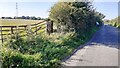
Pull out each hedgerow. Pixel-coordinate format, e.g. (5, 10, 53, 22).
(1, 26, 99, 68)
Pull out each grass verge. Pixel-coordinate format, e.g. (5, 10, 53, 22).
(1, 26, 100, 68)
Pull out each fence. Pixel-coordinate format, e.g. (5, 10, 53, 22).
(0, 20, 46, 43)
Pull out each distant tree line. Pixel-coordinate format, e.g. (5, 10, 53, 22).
(1, 16, 45, 20)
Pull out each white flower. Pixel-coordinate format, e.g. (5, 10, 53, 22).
(12, 64, 14, 66)
(17, 64, 19, 66)
(18, 48, 20, 51)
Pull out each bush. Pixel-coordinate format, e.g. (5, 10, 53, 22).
(106, 16, 120, 28)
(118, 25, 120, 28)
(49, 2, 104, 33)
(113, 22, 117, 27)
(2, 26, 99, 68)
(2, 47, 43, 68)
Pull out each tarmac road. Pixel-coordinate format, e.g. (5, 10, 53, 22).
(62, 25, 119, 66)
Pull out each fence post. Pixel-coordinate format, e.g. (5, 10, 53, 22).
(11, 26, 14, 34)
(0, 26, 3, 43)
(24, 26, 27, 37)
(16, 26, 19, 40)
(11, 26, 14, 39)
(46, 20, 53, 35)
(36, 26, 37, 35)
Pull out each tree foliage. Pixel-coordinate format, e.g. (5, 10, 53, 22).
(49, 2, 105, 33)
(107, 16, 120, 28)
(1, 16, 42, 20)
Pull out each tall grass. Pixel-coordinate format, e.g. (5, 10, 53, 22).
(1, 25, 99, 67)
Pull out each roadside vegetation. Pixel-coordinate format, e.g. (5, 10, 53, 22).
(1, 1, 104, 68)
(104, 16, 120, 28)
(2, 26, 99, 68)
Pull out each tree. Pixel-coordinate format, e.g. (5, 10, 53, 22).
(26, 16, 30, 19)
(4, 17, 12, 19)
(49, 2, 105, 34)
(21, 16, 26, 19)
(37, 17, 41, 20)
(1, 17, 5, 19)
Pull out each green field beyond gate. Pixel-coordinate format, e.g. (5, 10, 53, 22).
(0, 19, 46, 42)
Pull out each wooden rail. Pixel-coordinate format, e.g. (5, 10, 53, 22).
(0, 20, 46, 43)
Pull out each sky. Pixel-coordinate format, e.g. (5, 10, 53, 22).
(93, 2, 118, 20)
(0, 0, 119, 20)
(0, 2, 55, 18)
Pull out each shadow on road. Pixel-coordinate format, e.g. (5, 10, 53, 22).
(88, 25, 119, 49)
(62, 25, 119, 63)
(62, 25, 119, 66)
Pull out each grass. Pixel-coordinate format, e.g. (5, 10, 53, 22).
(104, 21, 120, 28)
(1, 19, 100, 67)
(0, 19, 44, 26)
(1, 25, 100, 67)
(0, 19, 46, 41)
(104, 16, 120, 28)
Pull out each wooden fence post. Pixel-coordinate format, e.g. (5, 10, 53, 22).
(24, 26, 27, 37)
(51, 21, 53, 33)
(11, 26, 14, 39)
(46, 20, 53, 35)
(16, 26, 19, 40)
(0, 26, 3, 43)
(36, 26, 37, 35)
(11, 26, 14, 34)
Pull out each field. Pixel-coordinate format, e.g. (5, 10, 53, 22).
(0, 19, 44, 26)
(1, 19, 100, 67)
(0, 19, 46, 42)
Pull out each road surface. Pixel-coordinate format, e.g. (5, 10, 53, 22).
(62, 25, 119, 66)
